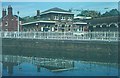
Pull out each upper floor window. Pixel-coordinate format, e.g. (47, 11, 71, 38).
(68, 17, 72, 21)
(61, 17, 65, 20)
(54, 16, 59, 20)
(5, 21, 8, 26)
(48, 18, 50, 20)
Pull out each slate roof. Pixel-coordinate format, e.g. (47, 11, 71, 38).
(87, 16, 119, 25)
(14, 15, 24, 21)
(41, 7, 73, 15)
(42, 7, 70, 13)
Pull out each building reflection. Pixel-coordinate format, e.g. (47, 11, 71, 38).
(37, 65, 41, 72)
(2, 55, 75, 75)
(3, 62, 18, 76)
(2, 54, 117, 76)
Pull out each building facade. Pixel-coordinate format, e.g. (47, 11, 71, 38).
(88, 16, 119, 32)
(2, 5, 22, 31)
(73, 16, 91, 32)
(22, 7, 88, 32)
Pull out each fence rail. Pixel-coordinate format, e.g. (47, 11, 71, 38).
(0, 31, 119, 41)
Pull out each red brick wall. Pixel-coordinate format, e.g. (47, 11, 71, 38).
(2, 15, 22, 31)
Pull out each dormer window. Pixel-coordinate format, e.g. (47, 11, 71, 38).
(5, 21, 8, 26)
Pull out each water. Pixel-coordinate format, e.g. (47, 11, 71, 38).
(2, 39, 119, 76)
(2, 54, 118, 76)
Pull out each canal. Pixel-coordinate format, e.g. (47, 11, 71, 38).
(2, 38, 119, 76)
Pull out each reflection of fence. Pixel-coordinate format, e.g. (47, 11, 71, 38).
(2, 55, 74, 71)
(1, 31, 119, 41)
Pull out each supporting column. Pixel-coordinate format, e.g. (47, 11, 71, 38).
(52, 27, 54, 32)
(41, 27, 43, 32)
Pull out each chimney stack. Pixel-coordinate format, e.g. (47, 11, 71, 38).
(8, 5, 13, 16)
(2, 8, 6, 18)
(37, 10, 40, 16)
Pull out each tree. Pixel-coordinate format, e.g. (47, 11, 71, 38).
(101, 9, 120, 17)
(22, 16, 37, 23)
(77, 10, 101, 18)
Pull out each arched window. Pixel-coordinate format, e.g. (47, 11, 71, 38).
(102, 24, 107, 28)
(96, 25, 101, 28)
(109, 23, 117, 28)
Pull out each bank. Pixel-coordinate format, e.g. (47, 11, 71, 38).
(2, 38, 118, 63)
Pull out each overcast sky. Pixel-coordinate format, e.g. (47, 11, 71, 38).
(1, 2, 118, 17)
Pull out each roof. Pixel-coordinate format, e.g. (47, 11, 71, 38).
(21, 20, 56, 26)
(2, 15, 23, 21)
(41, 7, 74, 15)
(74, 16, 92, 20)
(88, 16, 119, 25)
(14, 15, 24, 21)
(43, 7, 70, 13)
(73, 22, 87, 25)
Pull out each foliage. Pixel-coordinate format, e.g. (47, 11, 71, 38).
(77, 10, 101, 18)
(77, 9, 120, 18)
(101, 9, 120, 17)
(22, 16, 38, 23)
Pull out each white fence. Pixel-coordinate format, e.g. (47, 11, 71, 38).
(0, 31, 119, 41)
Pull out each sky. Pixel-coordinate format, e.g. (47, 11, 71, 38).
(1, 2, 118, 17)
(2, 0, 120, 2)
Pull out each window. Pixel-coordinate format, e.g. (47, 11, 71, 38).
(20, 21, 22, 25)
(100, 25, 102, 27)
(62, 25, 65, 27)
(55, 25, 57, 27)
(68, 28, 70, 31)
(69, 25, 71, 27)
(5, 21, 8, 26)
(61, 16, 65, 20)
(5, 29, 8, 31)
(54, 16, 59, 20)
(48, 18, 50, 20)
(93, 26, 96, 28)
(68, 17, 72, 21)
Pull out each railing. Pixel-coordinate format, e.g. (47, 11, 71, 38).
(0, 31, 119, 41)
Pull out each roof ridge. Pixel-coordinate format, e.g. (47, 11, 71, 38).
(42, 7, 70, 13)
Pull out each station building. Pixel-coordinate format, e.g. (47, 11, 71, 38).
(88, 16, 119, 32)
(22, 7, 89, 32)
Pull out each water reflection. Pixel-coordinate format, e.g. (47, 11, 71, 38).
(2, 54, 118, 76)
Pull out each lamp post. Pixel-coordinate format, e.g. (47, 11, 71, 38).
(17, 11, 20, 33)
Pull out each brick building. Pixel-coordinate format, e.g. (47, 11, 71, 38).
(2, 5, 22, 31)
(88, 16, 119, 32)
(22, 7, 89, 32)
